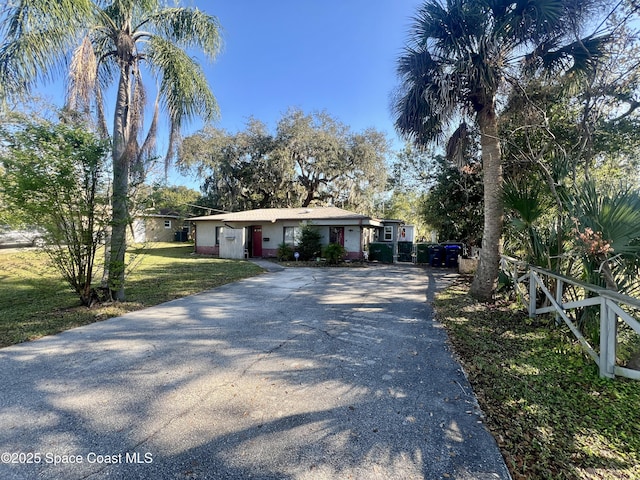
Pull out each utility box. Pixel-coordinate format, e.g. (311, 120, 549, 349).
(368, 242, 394, 263)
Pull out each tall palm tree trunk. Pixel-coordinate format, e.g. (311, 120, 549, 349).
(471, 105, 504, 302)
(108, 68, 131, 301)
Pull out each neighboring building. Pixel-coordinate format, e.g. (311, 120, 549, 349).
(191, 207, 383, 260)
(367, 220, 417, 263)
(130, 214, 191, 243)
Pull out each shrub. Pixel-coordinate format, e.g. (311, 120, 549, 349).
(297, 223, 322, 260)
(277, 242, 294, 261)
(323, 243, 346, 264)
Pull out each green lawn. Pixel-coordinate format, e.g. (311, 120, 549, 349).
(435, 278, 640, 480)
(4, 247, 638, 479)
(0, 243, 263, 347)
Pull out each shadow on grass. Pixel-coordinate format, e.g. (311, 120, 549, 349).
(0, 265, 510, 480)
(435, 278, 640, 480)
(0, 246, 263, 347)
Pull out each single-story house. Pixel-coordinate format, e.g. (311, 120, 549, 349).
(130, 214, 191, 243)
(191, 207, 383, 260)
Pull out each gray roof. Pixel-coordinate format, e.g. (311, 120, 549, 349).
(191, 207, 382, 226)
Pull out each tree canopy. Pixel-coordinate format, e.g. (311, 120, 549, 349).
(500, 45, 640, 298)
(422, 157, 484, 249)
(0, 113, 110, 306)
(178, 109, 389, 215)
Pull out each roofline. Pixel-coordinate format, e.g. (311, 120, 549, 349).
(191, 216, 381, 223)
(190, 207, 377, 223)
(191, 216, 384, 227)
(138, 214, 184, 219)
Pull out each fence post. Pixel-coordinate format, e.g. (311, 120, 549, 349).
(529, 270, 537, 319)
(555, 278, 563, 326)
(599, 298, 616, 378)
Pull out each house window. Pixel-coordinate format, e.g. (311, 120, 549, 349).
(164, 220, 172, 229)
(384, 226, 393, 241)
(283, 226, 300, 246)
(215, 226, 221, 246)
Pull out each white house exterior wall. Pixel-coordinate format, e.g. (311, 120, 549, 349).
(219, 226, 246, 259)
(194, 222, 218, 255)
(194, 220, 369, 259)
(344, 227, 361, 255)
(260, 223, 286, 255)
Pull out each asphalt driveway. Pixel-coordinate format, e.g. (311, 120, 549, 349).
(0, 264, 510, 479)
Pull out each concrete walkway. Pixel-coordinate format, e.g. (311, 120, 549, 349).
(0, 264, 510, 480)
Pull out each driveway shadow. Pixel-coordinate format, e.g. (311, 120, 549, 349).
(0, 265, 507, 480)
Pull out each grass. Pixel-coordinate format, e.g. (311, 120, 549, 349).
(4, 246, 638, 478)
(435, 277, 640, 480)
(0, 243, 263, 347)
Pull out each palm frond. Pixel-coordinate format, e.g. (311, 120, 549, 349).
(138, 93, 159, 169)
(503, 177, 553, 225)
(67, 36, 98, 114)
(568, 181, 640, 256)
(412, 1, 453, 45)
(141, 7, 223, 59)
(491, 0, 564, 43)
(446, 122, 470, 169)
(0, 0, 94, 101)
(94, 82, 109, 139)
(392, 83, 441, 145)
(146, 36, 219, 125)
(1, 0, 92, 38)
(100, 0, 158, 29)
(393, 46, 450, 144)
(163, 123, 181, 178)
(145, 36, 217, 172)
(526, 34, 612, 77)
(129, 71, 146, 140)
(0, 29, 73, 99)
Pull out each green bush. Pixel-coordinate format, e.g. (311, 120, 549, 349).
(323, 243, 346, 264)
(297, 223, 322, 260)
(277, 242, 294, 261)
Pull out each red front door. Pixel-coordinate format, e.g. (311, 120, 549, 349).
(251, 226, 263, 257)
(330, 227, 344, 246)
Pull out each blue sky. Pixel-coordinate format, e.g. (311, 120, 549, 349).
(165, 0, 424, 187)
(194, 1, 422, 132)
(25, 1, 424, 188)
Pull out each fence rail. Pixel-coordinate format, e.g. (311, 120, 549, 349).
(500, 255, 640, 380)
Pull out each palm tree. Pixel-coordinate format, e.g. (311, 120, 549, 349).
(0, 0, 222, 300)
(393, 0, 609, 301)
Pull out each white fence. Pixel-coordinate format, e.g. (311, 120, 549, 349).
(500, 255, 640, 380)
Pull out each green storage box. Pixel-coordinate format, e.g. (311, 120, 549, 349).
(368, 242, 394, 263)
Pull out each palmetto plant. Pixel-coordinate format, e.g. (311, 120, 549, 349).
(503, 177, 565, 272)
(563, 182, 640, 357)
(0, 0, 222, 300)
(393, 0, 609, 301)
(565, 181, 640, 295)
